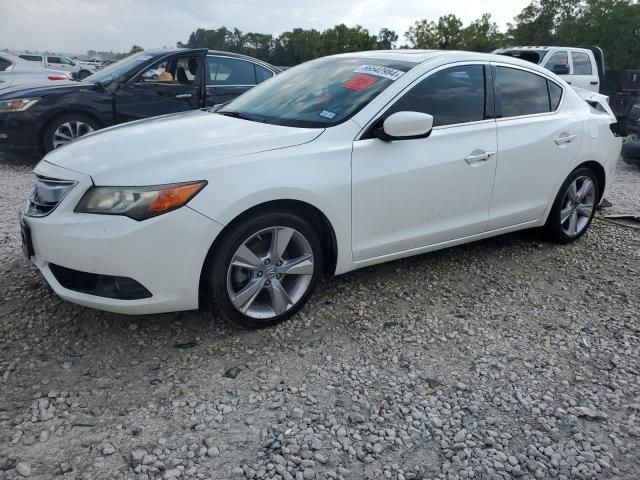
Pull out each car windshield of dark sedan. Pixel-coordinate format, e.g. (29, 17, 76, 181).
(84, 52, 155, 86)
(218, 57, 417, 128)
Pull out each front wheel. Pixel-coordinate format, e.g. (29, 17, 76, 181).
(204, 211, 323, 329)
(545, 167, 599, 243)
(41, 113, 100, 153)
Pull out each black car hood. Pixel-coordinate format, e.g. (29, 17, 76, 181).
(0, 81, 94, 100)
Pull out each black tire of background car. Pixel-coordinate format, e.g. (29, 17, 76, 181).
(622, 139, 640, 164)
(203, 211, 323, 329)
(77, 70, 92, 80)
(41, 113, 101, 154)
(544, 166, 600, 244)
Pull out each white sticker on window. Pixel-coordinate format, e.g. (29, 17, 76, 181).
(353, 65, 405, 81)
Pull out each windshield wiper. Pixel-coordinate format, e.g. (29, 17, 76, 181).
(217, 110, 271, 124)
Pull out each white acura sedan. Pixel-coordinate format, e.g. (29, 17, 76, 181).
(22, 50, 621, 328)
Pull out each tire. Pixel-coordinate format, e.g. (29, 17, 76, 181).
(152, 74, 159, 80)
(204, 211, 323, 329)
(545, 167, 600, 243)
(77, 69, 92, 80)
(41, 113, 100, 153)
(622, 139, 640, 164)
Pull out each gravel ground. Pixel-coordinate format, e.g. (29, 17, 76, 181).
(0, 150, 639, 480)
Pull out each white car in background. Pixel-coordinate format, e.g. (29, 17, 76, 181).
(22, 50, 621, 328)
(0, 52, 71, 89)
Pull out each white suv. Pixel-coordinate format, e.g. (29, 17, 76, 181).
(18, 54, 96, 80)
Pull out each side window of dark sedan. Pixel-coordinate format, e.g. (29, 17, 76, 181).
(0, 56, 12, 71)
(495, 66, 559, 117)
(207, 57, 256, 86)
(387, 65, 486, 127)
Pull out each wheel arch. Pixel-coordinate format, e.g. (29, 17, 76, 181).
(577, 160, 606, 203)
(198, 199, 339, 300)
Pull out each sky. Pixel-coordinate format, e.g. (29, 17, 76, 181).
(0, 0, 531, 55)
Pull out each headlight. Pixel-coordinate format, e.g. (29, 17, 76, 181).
(75, 181, 207, 221)
(0, 98, 41, 112)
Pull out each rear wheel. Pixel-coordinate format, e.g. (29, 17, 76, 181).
(41, 113, 100, 153)
(204, 211, 323, 329)
(545, 167, 599, 243)
(76, 69, 92, 80)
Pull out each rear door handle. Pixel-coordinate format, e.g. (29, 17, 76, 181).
(555, 134, 577, 145)
(590, 81, 599, 85)
(464, 151, 494, 166)
(175, 93, 193, 98)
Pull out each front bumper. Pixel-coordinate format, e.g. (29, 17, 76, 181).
(23, 161, 223, 314)
(0, 111, 41, 148)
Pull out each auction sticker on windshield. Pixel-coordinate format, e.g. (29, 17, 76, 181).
(343, 75, 377, 92)
(353, 65, 405, 81)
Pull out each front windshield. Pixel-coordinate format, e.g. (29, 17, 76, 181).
(84, 52, 155, 86)
(219, 57, 417, 128)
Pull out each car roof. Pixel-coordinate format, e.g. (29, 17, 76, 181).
(144, 48, 281, 71)
(329, 49, 557, 74)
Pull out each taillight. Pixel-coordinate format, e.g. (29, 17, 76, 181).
(47, 76, 67, 81)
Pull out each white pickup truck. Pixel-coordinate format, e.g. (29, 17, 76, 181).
(493, 46, 603, 92)
(17, 54, 96, 80)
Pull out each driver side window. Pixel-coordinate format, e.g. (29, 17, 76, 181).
(386, 65, 486, 127)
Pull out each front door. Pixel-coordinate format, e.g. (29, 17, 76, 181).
(115, 53, 204, 123)
(351, 64, 497, 261)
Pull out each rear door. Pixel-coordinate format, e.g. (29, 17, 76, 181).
(489, 64, 582, 230)
(114, 52, 205, 123)
(204, 56, 274, 107)
(570, 50, 599, 91)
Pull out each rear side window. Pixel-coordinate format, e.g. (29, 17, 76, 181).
(496, 67, 552, 117)
(48, 56, 61, 64)
(387, 64, 486, 127)
(544, 51, 569, 70)
(572, 52, 593, 75)
(19, 54, 42, 62)
(207, 57, 256, 86)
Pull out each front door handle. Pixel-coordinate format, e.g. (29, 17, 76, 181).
(465, 151, 494, 166)
(175, 93, 193, 98)
(555, 134, 577, 145)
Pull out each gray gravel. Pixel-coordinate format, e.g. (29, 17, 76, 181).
(0, 150, 639, 480)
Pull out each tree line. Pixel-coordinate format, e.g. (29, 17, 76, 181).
(177, 0, 640, 69)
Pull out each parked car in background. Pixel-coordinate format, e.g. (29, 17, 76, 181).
(18, 53, 96, 80)
(21, 50, 621, 328)
(493, 46, 602, 92)
(0, 52, 71, 89)
(0, 48, 280, 153)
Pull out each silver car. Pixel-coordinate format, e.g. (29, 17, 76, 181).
(0, 52, 72, 89)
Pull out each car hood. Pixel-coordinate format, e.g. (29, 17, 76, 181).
(42, 110, 324, 185)
(0, 81, 90, 99)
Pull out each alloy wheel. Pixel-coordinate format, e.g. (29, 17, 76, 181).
(52, 121, 95, 149)
(226, 226, 314, 319)
(560, 175, 596, 237)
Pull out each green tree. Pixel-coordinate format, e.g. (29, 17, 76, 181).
(377, 28, 398, 49)
(461, 14, 504, 52)
(405, 14, 464, 49)
(129, 45, 143, 55)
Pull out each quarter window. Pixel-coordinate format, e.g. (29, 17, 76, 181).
(0, 56, 12, 72)
(387, 65, 486, 127)
(255, 64, 274, 84)
(572, 52, 593, 75)
(207, 57, 256, 86)
(548, 81, 563, 110)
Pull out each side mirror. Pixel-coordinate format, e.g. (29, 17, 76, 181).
(551, 64, 570, 75)
(375, 111, 434, 142)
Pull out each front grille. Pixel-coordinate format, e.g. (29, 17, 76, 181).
(25, 176, 77, 217)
